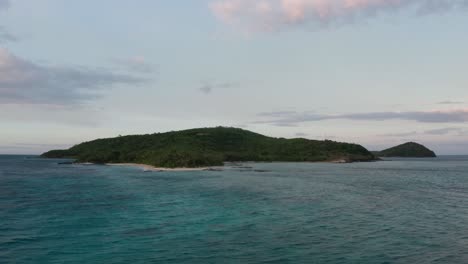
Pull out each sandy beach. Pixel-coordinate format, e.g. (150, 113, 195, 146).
(106, 163, 216, 171)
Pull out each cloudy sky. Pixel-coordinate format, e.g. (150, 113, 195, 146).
(1, 0, 468, 154)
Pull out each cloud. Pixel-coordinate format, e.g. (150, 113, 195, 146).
(199, 84, 213, 94)
(0, 103, 105, 126)
(112, 56, 155, 73)
(438, 100, 464, 105)
(0, 0, 10, 10)
(381, 127, 468, 137)
(295, 132, 308, 137)
(0, 1, 16, 43)
(0, 27, 17, 43)
(380, 131, 419, 137)
(258, 110, 300, 117)
(0, 48, 146, 105)
(198, 82, 237, 94)
(210, 0, 468, 31)
(256, 109, 468, 126)
(424, 127, 467, 135)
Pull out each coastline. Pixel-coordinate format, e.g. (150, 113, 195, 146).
(106, 163, 215, 171)
(70, 158, 380, 172)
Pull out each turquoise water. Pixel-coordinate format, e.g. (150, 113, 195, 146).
(1, 155, 468, 263)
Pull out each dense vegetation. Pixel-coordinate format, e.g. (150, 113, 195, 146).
(376, 142, 436, 158)
(42, 127, 377, 167)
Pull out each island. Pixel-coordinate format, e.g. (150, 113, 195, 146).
(374, 142, 436, 158)
(41, 127, 377, 168)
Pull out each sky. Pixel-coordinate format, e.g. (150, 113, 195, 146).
(1, 0, 468, 155)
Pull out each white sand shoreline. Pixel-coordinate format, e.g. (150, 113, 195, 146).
(106, 163, 216, 171)
(72, 159, 372, 172)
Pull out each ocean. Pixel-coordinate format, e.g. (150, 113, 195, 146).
(1, 155, 467, 263)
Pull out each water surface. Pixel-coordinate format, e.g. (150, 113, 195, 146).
(1, 155, 467, 263)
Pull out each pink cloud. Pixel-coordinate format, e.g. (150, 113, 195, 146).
(210, 0, 468, 31)
(210, 0, 245, 24)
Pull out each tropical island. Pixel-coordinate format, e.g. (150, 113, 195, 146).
(42, 127, 377, 168)
(374, 142, 437, 158)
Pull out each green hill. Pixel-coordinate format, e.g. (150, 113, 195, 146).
(41, 127, 377, 168)
(376, 142, 436, 158)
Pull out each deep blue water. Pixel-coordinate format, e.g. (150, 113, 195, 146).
(1, 155, 468, 263)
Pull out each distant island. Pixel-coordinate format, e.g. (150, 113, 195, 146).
(42, 127, 377, 168)
(374, 142, 436, 158)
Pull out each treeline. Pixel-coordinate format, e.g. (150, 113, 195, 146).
(42, 127, 376, 167)
(376, 142, 436, 158)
